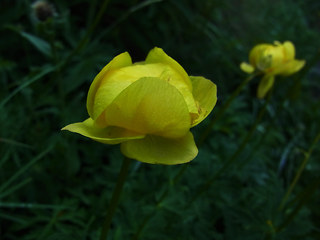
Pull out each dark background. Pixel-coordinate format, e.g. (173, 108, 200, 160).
(1, 0, 320, 239)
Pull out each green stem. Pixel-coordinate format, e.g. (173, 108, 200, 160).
(100, 157, 131, 240)
(132, 211, 155, 240)
(132, 164, 188, 240)
(131, 74, 256, 239)
(237, 124, 270, 170)
(278, 131, 320, 211)
(188, 89, 273, 206)
(276, 176, 320, 233)
(197, 73, 257, 146)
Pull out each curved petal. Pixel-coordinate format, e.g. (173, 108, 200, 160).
(62, 118, 145, 144)
(145, 47, 192, 90)
(120, 132, 198, 165)
(104, 77, 191, 138)
(92, 63, 164, 124)
(190, 76, 217, 127)
(158, 66, 198, 115)
(87, 52, 132, 119)
(279, 59, 305, 76)
(93, 62, 198, 126)
(240, 62, 255, 73)
(283, 41, 295, 61)
(265, 45, 285, 70)
(257, 75, 275, 99)
(249, 44, 270, 67)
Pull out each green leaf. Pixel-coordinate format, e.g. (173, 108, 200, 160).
(0, 64, 56, 109)
(20, 31, 51, 57)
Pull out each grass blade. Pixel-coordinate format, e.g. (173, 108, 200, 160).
(0, 146, 52, 193)
(0, 65, 56, 109)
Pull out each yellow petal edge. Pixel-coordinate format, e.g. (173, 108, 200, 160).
(146, 47, 192, 90)
(121, 132, 198, 165)
(103, 77, 191, 138)
(87, 52, 132, 119)
(190, 76, 217, 127)
(257, 75, 275, 99)
(62, 48, 217, 165)
(62, 118, 145, 144)
(240, 62, 255, 74)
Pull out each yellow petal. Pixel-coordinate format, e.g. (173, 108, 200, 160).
(283, 41, 295, 60)
(87, 52, 132, 119)
(240, 62, 255, 73)
(103, 77, 191, 138)
(120, 132, 198, 165)
(190, 76, 217, 127)
(249, 44, 270, 67)
(93, 62, 198, 125)
(145, 47, 192, 90)
(92, 63, 163, 124)
(279, 60, 305, 76)
(250, 44, 283, 72)
(62, 118, 145, 144)
(158, 66, 198, 115)
(265, 45, 285, 70)
(257, 75, 275, 99)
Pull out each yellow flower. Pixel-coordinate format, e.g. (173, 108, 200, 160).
(240, 41, 305, 98)
(62, 47, 217, 165)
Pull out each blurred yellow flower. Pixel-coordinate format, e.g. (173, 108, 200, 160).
(240, 41, 305, 98)
(62, 47, 217, 165)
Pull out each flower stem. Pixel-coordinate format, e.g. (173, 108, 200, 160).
(131, 74, 256, 239)
(278, 131, 320, 211)
(132, 164, 188, 240)
(197, 73, 257, 146)
(276, 176, 320, 233)
(100, 157, 131, 240)
(188, 89, 273, 206)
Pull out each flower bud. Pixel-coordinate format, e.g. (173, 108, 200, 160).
(240, 41, 305, 98)
(62, 48, 217, 165)
(32, 0, 56, 22)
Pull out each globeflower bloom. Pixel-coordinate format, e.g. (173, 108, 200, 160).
(62, 47, 217, 165)
(240, 41, 305, 98)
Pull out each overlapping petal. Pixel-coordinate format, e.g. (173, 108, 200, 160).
(91, 50, 198, 124)
(63, 47, 216, 165)
(120, 132, 198, 165)
(283, 41, 295, 60)
(93, 63, 166, 126)
(145, 48, 198, 114)
(62, 118, 145, 144)
(87, 52, 132, 119)
(264, 45, 285, 70)
(275, 59, 305, 76)
(103, 77, 191, 138)
(146, 47, 192, 89)
(249, 44, 270, 68)
(242, 41, 305, 99)
(190, 76, 217, 127)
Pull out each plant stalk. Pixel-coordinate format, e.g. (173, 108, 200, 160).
(278, 131, 320, 211)
(188, 88, 273, 206)
(100, 157, 131, 240)
(197, 73, 257, 146)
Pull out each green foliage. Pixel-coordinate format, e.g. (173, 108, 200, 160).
(1, 0, 320, 239)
